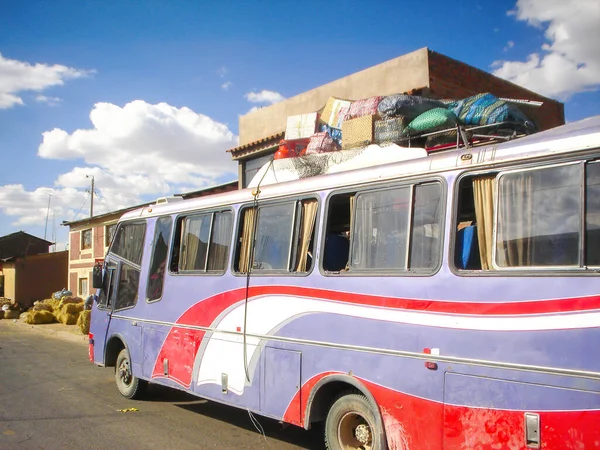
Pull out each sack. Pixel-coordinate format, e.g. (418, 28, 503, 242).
(343, 97, 382, 121)
(448, 93, 533, 127)
(53, 288, 72, 300)
(285, 113, 318, 140)
(378, 94, 445, 120)
(406, 108, 458, 134)
(306, 132, 340, 155)
(374, 117, 407, 144)
(319, 124, 343, 146)
(342, 115, 375, 149)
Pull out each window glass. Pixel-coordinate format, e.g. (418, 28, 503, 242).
(147, 217, 172, 301)
(111, 222, 146, 265)
(180, 215, 211, 271)
(114, 262, 140, 310)
(105, 224, 117, 247)
(586, 162, 600, 265)
(81, 229, 92, 250)
(253, 203, 295, 271)
(78, 278, 88, 296)
(496, 164, 581, 267)
(97, 262, 117, 308)
(410, 183, 443, 269)
(207, 212, 233, 271)
(351, 187, 411, 270)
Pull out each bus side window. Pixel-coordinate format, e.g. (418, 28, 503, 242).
(323, 193, 354, 272)
(454, 175, 486, 270)
(147, 216, 172, 301)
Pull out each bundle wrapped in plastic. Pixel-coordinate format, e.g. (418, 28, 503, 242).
(405, 108, 458, 134)
(448, 93, 534, 129)
(319, 124, 343, 146)
(343, 96, 382, 121)
(378, 94, 445, 120)
(306, 132, 341, 155)
(374, 117, 407, 144)
(320, 97, 352, 129)
(53, 288, 72, 300)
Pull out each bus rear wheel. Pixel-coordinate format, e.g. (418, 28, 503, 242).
(325, 392, 384, 450)
(115, 348, 147, 399)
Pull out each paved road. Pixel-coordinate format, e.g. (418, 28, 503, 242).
(0, 320, 323, 450)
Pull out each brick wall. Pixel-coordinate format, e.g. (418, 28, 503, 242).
(427, 50, 565, 131)
(70, 232, 81, 261)
(93, 226, 105, 258)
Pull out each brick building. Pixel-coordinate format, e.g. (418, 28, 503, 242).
(229, 47, 565, 188)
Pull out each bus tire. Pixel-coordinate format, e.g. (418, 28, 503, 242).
(115, 348, 147, 399)
(325, 392, 385, 450)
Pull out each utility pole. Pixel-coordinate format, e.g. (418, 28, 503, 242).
(87, 175, 95, 218)
(44, 193, 52, 240)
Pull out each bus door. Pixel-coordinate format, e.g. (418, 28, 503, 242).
(90, 259, 117, 365)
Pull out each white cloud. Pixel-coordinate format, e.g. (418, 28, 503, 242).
(216, 66, 228, 78)
(0, 52, 93, 109)
(36, 95, 62, 106)
(492, 0, 600, 100)
(221, 81, 233, 91)
(503, 40, 515, 51)
(245, 89, 285, 105)
(0, 100, 238, 227)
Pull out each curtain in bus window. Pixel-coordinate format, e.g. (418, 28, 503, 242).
(410, 183, 442, 269)
(587, 162, 600, 266)
(180, 215, 210, 271)
(112, 222, 145, 265)
(239, 208, 256, 273)
(207, 212, 233, 271)
(352, 188, 410, 270)
(473, 176, 495, 270)
(296, 199, 318, 272)
(253, 204, 295, 271)
(496, 164, 581, 267)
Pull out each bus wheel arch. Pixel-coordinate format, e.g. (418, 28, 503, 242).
(104, 334, 127, 367)
(304, 375, 386, 448)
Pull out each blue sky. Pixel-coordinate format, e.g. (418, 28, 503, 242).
(1, 0, 599, 249)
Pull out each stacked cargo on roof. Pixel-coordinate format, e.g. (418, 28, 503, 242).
(275, 92, 538, 160)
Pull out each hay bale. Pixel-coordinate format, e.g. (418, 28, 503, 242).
(61, 303, 84, 315)
(32, 303, 53, 312)
(77, 310, 91, 334)
(24, 310, 55, 324)
(42, 298, 61, 312)
(19, 311, 29, 320)
(58, 296, 83, 309)
(4, 310, 20, 320)
(56, 310, 79, 325)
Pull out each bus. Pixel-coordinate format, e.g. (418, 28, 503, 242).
(89, 115, 600, 449)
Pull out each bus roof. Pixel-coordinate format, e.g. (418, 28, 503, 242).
(120, 115, 600, 222)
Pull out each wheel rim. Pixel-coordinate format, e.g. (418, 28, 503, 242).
(337, 411, 373, 450)
(118, 357, 132, 387)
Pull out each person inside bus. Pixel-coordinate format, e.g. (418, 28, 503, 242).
(323, 232, 350, 272)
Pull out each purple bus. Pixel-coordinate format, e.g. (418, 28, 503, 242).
(90, 116, 600, 449)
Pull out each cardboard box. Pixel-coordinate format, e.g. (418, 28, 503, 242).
(320, 97, 352, 129)
(374, 117, 407, 144)
(285, 112, 318, 140)
(342, 115, 375, 149)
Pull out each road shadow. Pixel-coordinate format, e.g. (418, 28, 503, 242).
(144, 384, 325, 449)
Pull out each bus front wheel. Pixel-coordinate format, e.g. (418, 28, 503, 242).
(325, 392, 384, 450)
(115, 348, 147, 399)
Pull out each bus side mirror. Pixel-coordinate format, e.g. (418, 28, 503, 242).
(92, 263, 104, 289)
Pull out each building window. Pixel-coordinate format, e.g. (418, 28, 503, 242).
(81, 229, 92, 250)
(242, 152, 276, 188)
(105, 223, 117, 247)
(78, 278, 88, 296)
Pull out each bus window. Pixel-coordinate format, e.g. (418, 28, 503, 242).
(235, 199, 318, 274)
(111, 221, 146, 266)
(115, 262, 140, 310)
(586, 161, 600, 266)
(348, 182, 443, 272)
(322, 193, 354, 272)
(147, 216, 172, 301)
(173, 210, 233, 274)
